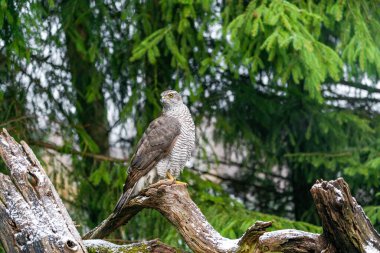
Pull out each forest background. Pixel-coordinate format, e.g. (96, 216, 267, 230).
(1, 0, 380, 251)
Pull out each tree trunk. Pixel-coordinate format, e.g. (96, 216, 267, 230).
(61, 0, 110, 227)
(0, 129, 176, 253)
(0, 129, 86, 253)
(311, 179, 380, 252)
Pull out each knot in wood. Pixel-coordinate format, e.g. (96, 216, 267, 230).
(65, 239, 79, 251)
(156, 184, 171, 196)
(27, 172, 38, 187)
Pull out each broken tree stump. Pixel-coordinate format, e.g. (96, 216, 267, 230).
(311, 178, 380, 252)
(0, 129, 87, 253)
(0, 129, 177, 253)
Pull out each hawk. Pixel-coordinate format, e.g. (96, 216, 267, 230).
(115, 90, 195, 210)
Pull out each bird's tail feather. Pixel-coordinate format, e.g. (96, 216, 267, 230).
(114, 184, 135, 213)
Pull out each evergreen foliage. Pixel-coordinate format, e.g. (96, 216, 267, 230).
(0, 0, 380, 250)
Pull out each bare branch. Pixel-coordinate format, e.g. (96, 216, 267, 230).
(84, 180, 333, 253)
(335, 81, 380, 94)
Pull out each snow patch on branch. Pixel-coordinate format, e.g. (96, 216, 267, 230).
(364, 242, 380, 253)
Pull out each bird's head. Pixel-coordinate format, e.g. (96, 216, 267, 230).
(160, 90, 183, 110)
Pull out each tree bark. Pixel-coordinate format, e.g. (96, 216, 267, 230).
(311, 178, 380, 252)
(0, 129, 178, 253)
(0, 129, 87, 253)
(84, 239, 178, 253)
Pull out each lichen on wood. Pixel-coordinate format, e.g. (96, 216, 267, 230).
(0, 129, 87, 253)
(84, 239, 178, 253)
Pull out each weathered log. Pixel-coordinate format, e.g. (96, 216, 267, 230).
(311, 178, 380, 253)
(85, 176, 380, 253)
(0, 129, 178, 253)
(0, 129, 87, 253)
(84, 180, 334, 253)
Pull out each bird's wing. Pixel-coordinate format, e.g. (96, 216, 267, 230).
(123, 115, 181, 192)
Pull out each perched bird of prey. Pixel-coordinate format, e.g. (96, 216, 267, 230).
(115, 90, 195, 210)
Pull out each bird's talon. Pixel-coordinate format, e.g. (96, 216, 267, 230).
(166, 171, 175, 181)
(175, 180, 187, 186)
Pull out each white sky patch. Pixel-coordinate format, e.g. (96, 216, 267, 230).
(41, 31, 48, 40)
(364, 242, 380, 253)
(210, 23, 222, 40)
(226, 90, 234, 102)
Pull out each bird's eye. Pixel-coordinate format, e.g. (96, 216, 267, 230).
(168, 93, 174, 98)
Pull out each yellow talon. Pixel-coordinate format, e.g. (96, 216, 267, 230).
(166, 171, 187, 186)
(166, 171, 175, 181)
(175, 180, 188, 186)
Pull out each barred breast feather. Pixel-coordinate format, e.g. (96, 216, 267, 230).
(157, 104, 195, 177)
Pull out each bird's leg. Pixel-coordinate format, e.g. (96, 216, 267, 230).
(166, 171, 175, 181)
(166, 171, 187, 186)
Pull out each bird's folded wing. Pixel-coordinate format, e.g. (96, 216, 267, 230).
(123, 115, 181, 192)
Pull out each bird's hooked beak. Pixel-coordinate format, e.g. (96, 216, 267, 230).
(160, 94, 172, 104)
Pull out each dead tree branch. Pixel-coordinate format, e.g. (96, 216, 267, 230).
(85, 178, 380, 253)
(28, 140, 128, 163)
(84, 180, 333, 252)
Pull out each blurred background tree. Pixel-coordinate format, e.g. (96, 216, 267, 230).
(1, 0, 380, 250)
